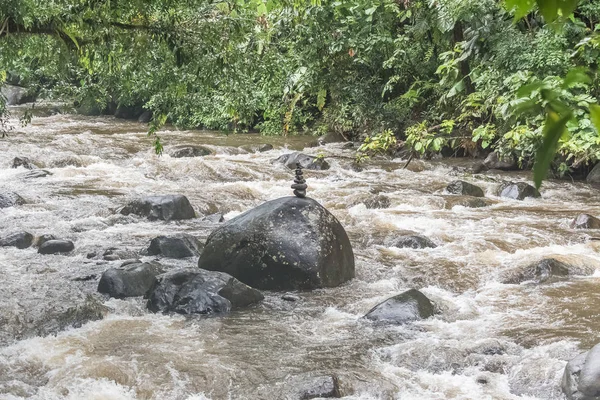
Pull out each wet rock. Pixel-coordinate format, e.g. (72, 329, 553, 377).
(443, 196, 489, 209)
(138, 110, 152, 123)
(483, 152, 517, 171)
(50, 156, 83, 168)
(343, 142, 355, 149)
(38, 240, 74, 255)
(119, 195, 196, 221)
(35, 295, 109, 336)
(287, 374, 341, 399)
(202, 213, 225, 223)
(0, 192, 25, 208)
(498, 182, 540, 200)
(363, 195, 391, 209)
(562, 342, 600, 400)
(240, 143, 273, 153)
(587, 163, 600, 184)
(282, 294, 300, 302)
(273, 152, 330, 171)
(317, 131, 346, 146)
(1, 84, 34, 105)
(146, 268, 264, 315)
(33, 234, 56, 247)
(114, 105, 144, 120)
(146, 234, 203, 258)
(102, 247, 139, 261)
(365, 289, 435, 324)
(392, 235, 437, 249)
(86, 252, 96, 259)
(0, 232, 33, 249)
(169, 145, 213, 158)
(11, 157, 35, 169)
(571, 214, 600, 229)
(20, 169, 52, 179)
(98, 261, 163, 298)
(501, 258, 578, 284)
(198, 196, 355, 290)
(446, 181, 485, 197)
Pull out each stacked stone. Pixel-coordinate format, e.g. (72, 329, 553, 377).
(291, 163, 307, 198)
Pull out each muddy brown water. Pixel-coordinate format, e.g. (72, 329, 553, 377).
(1, 108, 600, 399)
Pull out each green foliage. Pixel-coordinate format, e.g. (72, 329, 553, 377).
(356, 129, 397, 163)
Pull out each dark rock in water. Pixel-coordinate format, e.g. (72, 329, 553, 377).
(501, 258, 572, 284)
(282, 294, 300, 302)
(86, 252, 97, 259)
(138, 110, 152, 123)
(343, 142, 354, 149)
(443, 196, 489, 209)
(33, 234, 56, 247)
(572, 214, 600, 229)
(38, 240, 75, 255)
(365, 289, 435, 324)
(562, 342, 600, 400)
(0, 232, 33, 249)
(198, 196, 355, 290)
(202, 213, 225, 223)
(146, 268, 264, 315)
(1, 84, 35, 105)
(98, 261, 163, 298)
(20, 169, 52, 179)
(286, 374, 341, 399)
(317, 131, 346, 146)
(169, 146, 213, 158)
(114, 105, 143, 120)
(498, 182, 540, 200)
(483, 152, 517, 171)
(102, 247, 139, 261)
(446, 181, 485, 197)
(363, 195, 391, 209)
(292, 163, 308, 198)
(273, 152, 330, 171)
(392, 235, 437, 249)
(119, 195, 196, 221)
(0, 192, 25, 208)
(36, 295, 108, 336)
(587, 163, 600, 184)
(240, 143, 273, 153)
(146, 234, 203, 258)
(12, 157, 35, 169)
(50, 156, 83, 168)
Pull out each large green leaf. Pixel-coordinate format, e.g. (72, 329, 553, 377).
(506, 0, 536, 20)
(590, 104, 600, 134)
(533, 111, 572, 189)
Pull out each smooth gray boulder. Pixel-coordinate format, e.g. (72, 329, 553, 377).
(562, 343, 600, 400)
(273, 152, 330, 170)
(98, 262, 163, 298)
(365, 289, 435, 324)
(198, 196, 354, 290)
(119, 195, 195, 221)
(38, 240, 74, 254)
(169, 146, 212, 158)
(498, 182, 540, 200)
(146, 268, 264, 315)
(572, 214, 600, 229)
(146, 234, 203, 258)
(446, 181, 485, 197)
(0, 232, 33, 249)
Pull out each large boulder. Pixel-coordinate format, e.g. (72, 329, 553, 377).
(169, 146, 213, 158)
(1, 84, 34, 105)
(498, 182, 540, 200)
(391, 235, 437, 249)
(446, 181, 485, 197)
(146, 234, 203, 258)
(587, 163, 600, 184)
(562, 343, 600, 400)
(146, 268, 264, 315)
(198, 196, 355, 290)
(119, 195, 196, 221)
(98, 262, 163, 298)
(483, 152, 517, 171)
(0, 232, 33, 249)
(0, 192, 25, 208)
(572, 214, 600, 229)
(273, 152, 330, 170)
(38, 239, 74, 254)
(365, 289, 435, 324)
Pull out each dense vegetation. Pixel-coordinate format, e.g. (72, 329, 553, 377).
(1, 0, 600, 181)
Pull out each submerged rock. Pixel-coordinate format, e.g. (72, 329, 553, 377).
(443, 196, 489, 209)
(500, 258, 595, 284)
(562, 342, 600, 400)
(240, 143, 273, 153)
(363, 195, 391, 209)
(273, 152, 330, 171)
(571, 214, 600, 229)
(198, 196, 355, 290)
(202, 213, 225, 223)
(169, 145, 213, 158)
(102, 247, 139, 261)
(119, 195, 196, 221)
(20, 169, 52, 179)
(38, 240, 74, 255)
(286, 374, 342, 399)
(0, 232, 33, 249)
(365, 289, 435, 324)
(483, 152, 517, 171)
(446, 181, 485, 197)
(146, 268, 264, 315)
(498, 182, 540, 200)
(11, 156, 35, 169)
(146, 234, 203, 258)
(98, 262, 163, 298)
(392, 235, 437, 249)
(0, 192, 25, 208)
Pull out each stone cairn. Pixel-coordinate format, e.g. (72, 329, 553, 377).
(292, 163, 307, 198)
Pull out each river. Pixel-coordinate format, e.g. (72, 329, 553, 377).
(1, 107, 600, 399)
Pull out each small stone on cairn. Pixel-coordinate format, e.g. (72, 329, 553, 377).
(292, 163, 307, 198)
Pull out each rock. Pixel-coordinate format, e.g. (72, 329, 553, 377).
(36, 295, 108, 335)
(572, 214, 600, 229)
(114, 105, 143, 120)
(169, 146, 213, 158)
(146, 234, 203, 258)
(38, 240, 75, 255)
(501, 258, 572, 284)
(443, 196, 489, 209)
(483, 152, 517, 171)
(119, 195, 196, 221)
(498, 182, 540, 200)
(33, 234, 56, 247)
(562, 342, 600, 400)
(363, 195, 391, 209)
(146, 268, 264, 315)
(198, 196, 355, 290)
(282, 294, 300, 302)
(1, 84, 34, 105)
(287, 374, 341, 399)
(240, 143, 274, 153)
(98, 262, 163, 298)
(0, 192, 25, 208)
(11, 157, 35, 169)
(343, 142, 355, 149)
(138, 110, 152, 123)
(102, 247, 139, 261)
(587, 163, 600, 184)
(20, 169, 52, 179)
(446, 181, 485, 197)
(365, 289, 435, 324)
(317, 131, 346, 146)
(273, 152, 330, 171)
(202, 213, 225, 223)
(392, 235, 437, 249)
(0, 232, 33, 249)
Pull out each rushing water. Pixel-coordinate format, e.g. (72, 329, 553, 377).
(1, 107, 600, 399)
